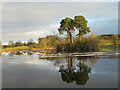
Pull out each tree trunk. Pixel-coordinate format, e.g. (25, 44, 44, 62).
(67, 31, 70, 43)
(67, 57, 74, 70)
(79, 30, 82, 41)
(69, 29, 73, 43)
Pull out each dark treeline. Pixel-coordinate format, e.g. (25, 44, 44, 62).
(98, 34, 120, 40)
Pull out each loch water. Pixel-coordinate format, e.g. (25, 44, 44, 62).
(2, 52, 118, 88)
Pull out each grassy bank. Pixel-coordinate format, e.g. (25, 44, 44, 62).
(1, 46, 56, 53)
(1, 46, 30, 52)
(99, 39, 119, 48)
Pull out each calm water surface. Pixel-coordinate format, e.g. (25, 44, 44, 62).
(2, 54, 118, 88)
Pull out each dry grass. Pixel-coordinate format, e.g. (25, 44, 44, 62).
(1, 46, 56, 53)
(31, 47, 56, 50)
(2, 46, 30, 52)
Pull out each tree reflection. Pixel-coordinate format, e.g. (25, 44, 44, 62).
(59, 57, 76, 83)
(78, 56, 97, 67)
(59, 57, 91, 85)
(76, 57, 91, 85)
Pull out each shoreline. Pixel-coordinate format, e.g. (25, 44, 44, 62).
(1, 50, 119, 57)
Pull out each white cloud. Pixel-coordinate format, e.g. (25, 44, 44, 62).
(2, 24, 59, 44)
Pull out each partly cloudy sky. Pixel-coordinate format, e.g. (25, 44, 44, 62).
(1, 2, 118, 44)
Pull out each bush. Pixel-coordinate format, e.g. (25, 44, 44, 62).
(57, 36, 99, 52)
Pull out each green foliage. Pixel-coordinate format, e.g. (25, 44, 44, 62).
(58, 17, 74, 43)
(58, 17, 74, 34)
(58, 15, 91, 43)
(74, 16, 91, 36)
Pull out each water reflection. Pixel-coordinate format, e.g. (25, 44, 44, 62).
(2, 54, 118, 88)
(39, 56, 98, 85)
(58, 57, 91, 85)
